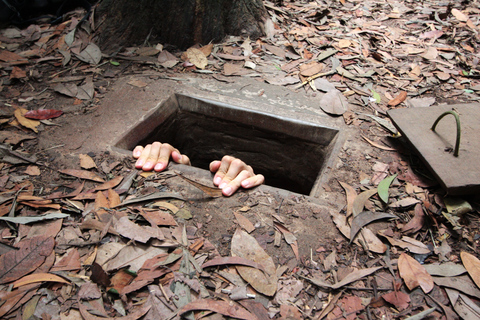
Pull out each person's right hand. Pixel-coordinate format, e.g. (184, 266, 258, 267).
(132, 142, 191, 172)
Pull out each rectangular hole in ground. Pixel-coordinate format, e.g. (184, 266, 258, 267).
(115, 94, 340, 196)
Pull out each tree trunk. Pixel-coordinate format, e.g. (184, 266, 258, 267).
(95, 0, 268, 51)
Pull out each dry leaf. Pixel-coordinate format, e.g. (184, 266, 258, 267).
(398, 253, 434, 293)
(306, 266, 381, 289)
(350, 211, 397, 244)
(179, 299, 254, 320)
(234, 212, 255, 233)
(175, 173, 222, 197)
(202, 256, 267, 272)
(25, 165, 41, 176)
(12, 273, 70, 288)
(460, 252, 480, 290)
(319, 89, 349, 115)
(14, 108, 40, 133)
(352, 188, 377, 216)
(451, 8, 468, 22)
(0, 236, 55, 284)
(338, 39, 351, 48)
(339, 181, 356, 217)
(231, 229, 277, 296)
(114, 216, 164, 243)
(24, 109, 63, 120)
(401, 203, 425, 234)
(127, 78, 148, 88)
(79, 154, 97, 169)
(382, 291, 410, 311)
(59, 169, 105, 182)
(185, 47, 208, 69)
(94, 176, 123, 191)
(198, 43, 213, 57)
(388, 91, 407, 106)
(379, 231, 430, 254)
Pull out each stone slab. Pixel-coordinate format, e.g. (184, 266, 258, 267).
(388, 103, 480, 195)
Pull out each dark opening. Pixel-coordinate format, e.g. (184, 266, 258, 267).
(137, 110, 328, 195)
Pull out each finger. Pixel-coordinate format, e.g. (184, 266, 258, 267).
(133, 145, 144, 158)
(218, 158, 248, 189)
(172, 150, 191, 166)
(241, 174, 265, 189)
(143, 142, 162, 171)
(135, 144, 152, 169)
(222, 170, 252, 196)
(212, 156, 235, 186)
(154, 143, 175, 171)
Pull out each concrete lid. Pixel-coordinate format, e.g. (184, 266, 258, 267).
(388, 103, 480, 195)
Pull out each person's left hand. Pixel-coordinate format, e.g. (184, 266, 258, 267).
(209, 156, 264, 196)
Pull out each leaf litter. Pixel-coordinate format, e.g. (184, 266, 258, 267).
(0, 0, 480, 319)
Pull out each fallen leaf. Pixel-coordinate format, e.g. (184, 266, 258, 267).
(379, 231, 431, 254)
(185, 47, 208, 69)
(199, 43, 213, 57)
(53, 83, 78, 97)
(179, 299, 254, 320)
(14, 108, 40, 133)
(305, 266, 381, 289)
(76, 43, 102, 65)
(461, 252, 480, 290)
(319, 89, 349, 115)
(24, 109, 63, 120)
(139, 209, 177, 226)
(25, 165, 41, 175)
(175, 173, 222, 197)
(382, 290, 410, 310)
(114, 216, 164, 243)
(202, 256, 267, 272)
(445, 289, 480, 320)
(299, 61, 324, 77)
(127, 78, 148, 88)
(94, 176, 123, 191)
(338, 181, 357, 217)
(78, 297, 150, 320)
(378, 174, 397, 203)
(424, 262, 466, 277)
(79, 154, 97, 169)
(231, 229, 277, 296)
(350, 211, 397, 244)
(433, 275, 480, 298)
(352, 188, 377, 216)
(401, 203, 425, 234)
(12, 273, 70, 288)
(451, 8, 468, 22)
(362, 135, 396, 151)
(390, 197, 420, 208)
(234, 212, 255, 233)
(76, 82, 95, 100)
(0, 211, 68, 224)
(388, 91, 407, 107)
(264, 44, 285, 58)
(398, 253, 434, 293)
(0, 235, 55, 284)
(59, 169, 105, 182)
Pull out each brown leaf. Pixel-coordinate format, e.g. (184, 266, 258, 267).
(401, 203, 425, 234)
(202, 256, 267, 272)
(0, 49, 29, 64)
(274, 222, 299, 260)
(175, 173, 222, 197)
(388, 91, 407, 106)
(320, 89, 349, 115)
(12, 273, 70, 288)
(139, 209, 177, 226)
(90, 262, 111, 287)
(264, 44, 285, 58)
(79, 154, 97, 169)
(53, 83, 78, 97)
(398, 253, 434, 293)
(305, 266, 381, 289)
(51, 248, 81, 272)
(231, 229, 277, 296)
(378, 231, 431, 254)
(199, 43, 213, 57)
(10, 66, 26, 79)
(59, 169, 105, 182)
(93, 176, 123, 191)
(25, 165, 41, 176)
(382, 291, 410, 310)
(179, 299, 254, 320)
(109, 269, 135, 293)
(0, 236, 55, 284)
(352, 188, 377, 217)
(114, 216, 164, 243)
(14, 108, 40, 133)
(299, 61, 324, 77)
(234, 212, 255, 233)
(350, 211, 397, 244)
(461, 252, 480, 290)
(24, 109, 63, 120)
(185, 47, 208, 69)
(339, 181, 357, 217)
(78, 297, 150, 320)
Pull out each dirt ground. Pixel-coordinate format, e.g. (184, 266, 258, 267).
(1, 1, 480, 319)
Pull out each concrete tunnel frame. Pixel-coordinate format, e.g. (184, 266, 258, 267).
(113, 93, 345, 198)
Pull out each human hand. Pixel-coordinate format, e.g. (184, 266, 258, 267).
(133, 142, 191, 171)
(209, 156, 264, 197)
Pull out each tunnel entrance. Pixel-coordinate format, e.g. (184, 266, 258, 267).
(114, 94, 341, 196)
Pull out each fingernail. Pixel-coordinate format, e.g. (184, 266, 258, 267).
(219, 182, 226, 189)
(214, 177, 222, 185)
(136, 159, 144, 167)
(144, 161, 153, 169)
(134, 150, 141, 157)
(242, 180, 250, 188)
(154, 162, 165, 171)
(223, 186, 232, 196)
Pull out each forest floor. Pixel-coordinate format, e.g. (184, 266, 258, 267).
(1, 0, 480, 319)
